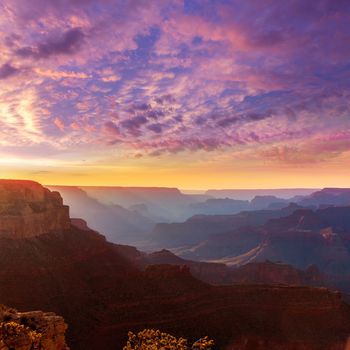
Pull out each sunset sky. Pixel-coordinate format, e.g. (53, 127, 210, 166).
(0, 0, 350, 189)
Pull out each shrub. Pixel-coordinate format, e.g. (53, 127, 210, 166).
(0, 321, 42, 349)
(123, 329, 214, 350)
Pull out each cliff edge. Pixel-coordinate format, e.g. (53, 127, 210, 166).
(0, 180, 70, 239)
(0, 305, 69, 350)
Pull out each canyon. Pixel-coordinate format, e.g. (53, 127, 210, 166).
(1, 180, 350, 349)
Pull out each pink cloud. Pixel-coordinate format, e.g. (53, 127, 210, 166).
(54, 117, 65, 131)
(70, 122, 80, 130)
(1, 0, 350, 171)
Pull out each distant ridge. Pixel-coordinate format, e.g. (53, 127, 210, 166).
(47, 185, 181, 191)
(206, 188, 319, 200)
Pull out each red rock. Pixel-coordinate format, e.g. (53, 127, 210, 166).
(0, 305, 69, 350)
(0, 180, 70, 239)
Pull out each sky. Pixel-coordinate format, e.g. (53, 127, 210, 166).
(0, 0, 350, 189)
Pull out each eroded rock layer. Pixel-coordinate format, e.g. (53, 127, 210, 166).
(0, 180, 70, 239)
(0, 305, 69, 350)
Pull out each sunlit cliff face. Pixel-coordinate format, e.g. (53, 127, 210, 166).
(1, 0, 350, 188)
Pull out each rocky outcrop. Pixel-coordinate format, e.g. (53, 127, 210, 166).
(140, 249, 230, 285)
(0, 180, 70, 239)
(0, 305, 69, 350)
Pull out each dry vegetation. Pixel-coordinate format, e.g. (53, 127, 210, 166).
(123, 329, 214, 350)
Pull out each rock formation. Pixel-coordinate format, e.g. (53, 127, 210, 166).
(0, 305, 69, 350)
(0, 180, 70, 239)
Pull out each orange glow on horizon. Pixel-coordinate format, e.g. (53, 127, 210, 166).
(2, 163, 349, 190)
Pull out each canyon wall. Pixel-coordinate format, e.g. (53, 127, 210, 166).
(0, 180, 70, 239)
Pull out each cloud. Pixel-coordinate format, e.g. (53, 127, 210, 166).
(0, 0, 350, 170)
(16, 28, 85, 59)
(70, 122, 80, 130)
(103, 121, 121, 137)
(120, 115, 148, 136)
(255, 131, 350, 165)
(217, 111, 274, 128)
(134, 137, 228, 155)
(0, 63, 19, 79)
(54, 117, 65, 131)
(147, 123, 163, 133)
(155, 94, 176, 105)
(34, 68, 90, 79)
(101, 75, 120, 82)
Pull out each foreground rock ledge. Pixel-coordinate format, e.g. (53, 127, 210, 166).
(0, 306, 69, 350)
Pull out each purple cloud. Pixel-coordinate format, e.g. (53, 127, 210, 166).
(154, 94, 176, 105)
(16, 28, 85, 59)
(147, 123, 163, 133)
(103, 121, 121, 137)
(120, 115, 148, 136)
(0, 63, 19, 79)
(217, 111, 274, 128)
(1, 0, 350, 169)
